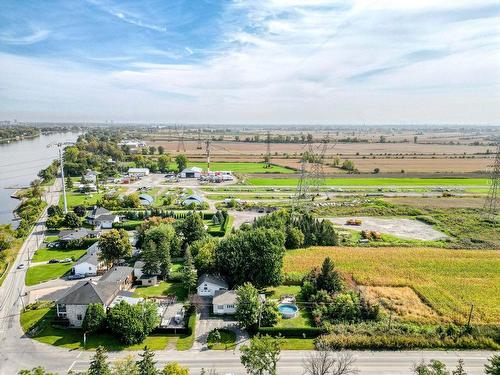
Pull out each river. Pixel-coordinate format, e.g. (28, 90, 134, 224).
(0, 131, 80, 226)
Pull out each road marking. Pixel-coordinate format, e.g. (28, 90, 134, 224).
(67, 360, 77, 373)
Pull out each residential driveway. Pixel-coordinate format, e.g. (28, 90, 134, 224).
(194, 299, 248, 351)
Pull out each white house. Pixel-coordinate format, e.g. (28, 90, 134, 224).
(71, 242, 104, 276)
(95, 214, 120, 229)
(179, 167, 202, 179)
(213, 290, 237, 315)
(83, 170, 98, 183)
(128, 168, 150, 177)
(197, 274, 228, 297)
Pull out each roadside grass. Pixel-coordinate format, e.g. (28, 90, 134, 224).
(32, 248, 86, 263)
(246, 177, 489, 187)
(284, 246, 500, 324)
(207, 329, 237, 350)
(0, 239, 22, 287)
(25, 262, 74, 286)
(184, 161, 295, 174)
(176, 313, 196, 351)
(132, 281, 188, 301)
(279, 338, 315, 350)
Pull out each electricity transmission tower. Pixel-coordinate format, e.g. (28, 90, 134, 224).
(265, 131, 271, 168)
(205, 138, 211, 172)
(176, 125, 186, 153)
(292, 134, 333, 211)
(483, 142, 499, 221)
(197, 128, 203, 150)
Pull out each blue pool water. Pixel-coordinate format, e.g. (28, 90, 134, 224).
(278, 304, 298, 314)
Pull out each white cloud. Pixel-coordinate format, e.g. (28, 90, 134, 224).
(0, 29, 50, 45)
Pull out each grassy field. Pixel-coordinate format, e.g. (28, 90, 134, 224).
(284, 247, 500, 324)
(132, 281, 188, 301)
(246, 177, 489, 187)
(59, 190, 104, 208)
(185, 161, 294, 174)
(25, 262, 74, 286)
(32, 248, 86, 262)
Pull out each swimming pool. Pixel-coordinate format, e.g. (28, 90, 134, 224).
(278, 303, 299, 319)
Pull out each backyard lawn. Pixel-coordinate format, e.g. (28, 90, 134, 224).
(284, 246, 500, 323)
(32, 248, 86, 263)
(58, 190, 104, 209)
(132, 281, 188, 301)
(25, 262, 74, 286)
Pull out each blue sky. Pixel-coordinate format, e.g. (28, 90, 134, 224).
(0, 0, 499, 124)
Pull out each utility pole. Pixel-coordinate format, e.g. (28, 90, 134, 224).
(265, 131, 271, 168)
(483, 142, 499, 221)
(48, 141, 73, 214)
(466, 303, 474, 330)
(197, 128, 203, 150)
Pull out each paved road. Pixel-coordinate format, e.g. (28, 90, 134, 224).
(0, 180, 497, 375)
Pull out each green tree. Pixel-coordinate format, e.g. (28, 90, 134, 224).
(88, 346, 112, 375)
(98, 229, 132, 267)
(18, 367, 57, 375)
(261, 301, 280, 327)
(485, 355, 500, 375)
(452, 360, 467, 375)
(137, 346, 158, 375)
(158, 146, 165, 155)
(161, 362, 189, 375)
(142, 240, 161, 276)
(112, 355, 139, 375)
(47, 205, 63, 217)
(82, 303, 106, 333)
(235, 283, 260, 329)
(143, 223, 175, 279)
(182, 249, 197, 295)
(158, 155, 171, 172)
(317, 257, 342, 293)
(285, 226, 304, 249)
(123, 193, 141, 208)
(73, 205, 86, 217)
(64, 212, 81, 228)
(65, 175, 74, 189)
(191, 237, 218, 274)
(413, 360, 450, 375)
(107, 301, 160, 345)
(215, 228, 285, 288)
(240, 335, 281, 375)
(30, 179, 43, 199)
(149, 146, 156, 155)
(175, 154, 188, 172)
(341, 159, 355, 172)
(181, 212, 206, 245)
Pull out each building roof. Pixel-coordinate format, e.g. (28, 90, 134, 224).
(213, 290, 237, 305)
(183, 195, 205, 203)
(95, 214, 119, 222)
(74, 249, 100, 267)
(56, 281, 118, 305)
(134, 260, 145, 269)
(59, 228, 91, 242)
(181, 166, 202, 173)
(139, 193, 154, 205)
(87, 206, 111, 220)
(197, 274, 228, 289)
(128, 167, 150, 173)
(100, 266, 134, 284)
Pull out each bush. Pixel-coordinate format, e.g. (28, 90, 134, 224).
(258, 326, 326, 338)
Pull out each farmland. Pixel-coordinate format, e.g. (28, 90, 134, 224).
(284, 247, 500, 324)
(246, 177, 489, 187)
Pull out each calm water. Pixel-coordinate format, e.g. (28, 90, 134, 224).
(0, 132, 80, 225)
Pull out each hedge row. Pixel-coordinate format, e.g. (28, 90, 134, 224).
(258, 326, 326, 338)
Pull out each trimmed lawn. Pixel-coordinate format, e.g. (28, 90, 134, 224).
(246, 177, 489, 187)
(132, 281, 188, 301)
(32, 248, 86, 263)
(59, 190, 104, 209)
(176, 313, 196, 351)
(207, 329, 237, 350)
(25, 262, 74, 286)
(265, 285, 301, 300)
(284, 246, 500, 323)
(280, 338, 315, 350)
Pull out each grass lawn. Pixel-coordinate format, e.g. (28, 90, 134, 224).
(207, 329, 237, 350)
(20, 307, 170, 351)
(132, 281, 188, 301)
(279, 338, 315, 350)
(59, 190, 104, 209)
(284, 247, 500, 323)
(265, 285, 301, 300)
(176, 313, 196, 350)
(44, 235, 59, 243)
(246, 177, 489, 187)
(171, 262, 183, 272)
(32, 248, 86, 262)
(185, 161, 295, 174)
(25, 262, 74, 286)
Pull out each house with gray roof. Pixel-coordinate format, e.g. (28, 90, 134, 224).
(59, 228, 100, 243)
(86, 206, 120, 229)
(213, 290, 237, 315)
(196, 274, 228, 297)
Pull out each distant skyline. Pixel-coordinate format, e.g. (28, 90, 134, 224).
(0, 0, 499, 124)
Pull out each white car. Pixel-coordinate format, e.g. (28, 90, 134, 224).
(17, 264, 26, 269)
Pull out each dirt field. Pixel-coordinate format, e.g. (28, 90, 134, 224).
(349, 157, 491, 173)
(327, 217, 447, 241)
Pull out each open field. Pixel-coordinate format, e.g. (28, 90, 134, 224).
(185, 161, 294, 174)
(246, 177, 489, 187)
(284, 247, 500, 323)
(383, 197, 487, 209)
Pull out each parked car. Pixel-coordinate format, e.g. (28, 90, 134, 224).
(17, 264, 25, 269)
(48, 259, 60, 264)
(67, 273, 85, 280)
(47, 242, 60, 249)
(60, 258, 72, 263)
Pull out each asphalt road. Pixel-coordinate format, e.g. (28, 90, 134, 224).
(0, 180, 497, 375)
